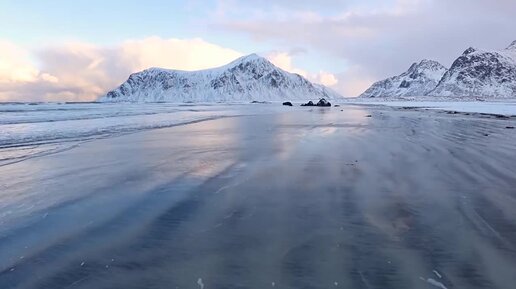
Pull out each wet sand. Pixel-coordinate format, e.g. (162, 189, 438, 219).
(1, 105, 516, 289)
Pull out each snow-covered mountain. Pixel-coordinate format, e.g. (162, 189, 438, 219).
(99, 54, 341, 102)
(430, 41, 516, 98)
(360, 40, 516, 99)
(359, 60, 448, 98)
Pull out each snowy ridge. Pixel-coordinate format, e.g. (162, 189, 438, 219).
(430, 43, 516, 98)
(359, 59, 447, 98)
(506, 40, 516, 51)
(99, 54, 341, 102)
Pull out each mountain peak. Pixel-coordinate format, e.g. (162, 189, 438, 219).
(359, 59, 447, 98)
(241, 53, 262, 60)
(230, 53, 268, 64)
(407, 62, 418, 71)
(506, 40, 516, 51)
(419, 59, 446, 69)
(221, 53, 275, 71)
(463, 47, 477, 55)
(419, 59, 434, 64)
(419, 59, 440, 65)
(407, 59, 446, 72)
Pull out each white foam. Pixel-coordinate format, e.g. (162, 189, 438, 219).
(420, 277, 448, 289)
(433, 270, 442, 279)
(197, 278, 205, 289)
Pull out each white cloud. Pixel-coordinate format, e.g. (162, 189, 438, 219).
(0, 40, 54, 84)
(266, 51, 339, 88)
(266, 51, 307, 76)
(118, 37, 243, 72)
(333, 66, 377, 97)
(316, 71, 338, 87)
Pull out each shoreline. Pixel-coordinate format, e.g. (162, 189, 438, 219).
(1, 105, 516, 288)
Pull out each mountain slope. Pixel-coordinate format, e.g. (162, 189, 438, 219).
(359, 60, 448, 98)
(430, 41, 516, 98)
(99, 54, 341, 102)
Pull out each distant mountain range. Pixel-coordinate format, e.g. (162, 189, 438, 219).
(360, 40, 516, 98)
(100, 41, 516, 102)
(99, 54, 341, 102)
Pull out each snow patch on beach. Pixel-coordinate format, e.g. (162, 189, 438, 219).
(345, 98, 516, 116)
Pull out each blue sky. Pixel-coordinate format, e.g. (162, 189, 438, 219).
(0, 0, 345, 71)
(1, 0, 515, 101)
(1, 1, 195, 43)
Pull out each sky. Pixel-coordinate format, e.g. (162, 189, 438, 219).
(0, 0, 515, 101)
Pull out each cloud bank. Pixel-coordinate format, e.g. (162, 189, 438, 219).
(267, 51, 338, 86)
(0, 38, 244, 102)
(0, 37, 339, 101)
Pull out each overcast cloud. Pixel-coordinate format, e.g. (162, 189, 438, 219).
(215, 0, 516, 95)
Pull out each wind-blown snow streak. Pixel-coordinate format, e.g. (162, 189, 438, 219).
(99, 54, 341, 103)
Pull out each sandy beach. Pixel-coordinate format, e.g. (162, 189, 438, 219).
(1, 104, 516, 289)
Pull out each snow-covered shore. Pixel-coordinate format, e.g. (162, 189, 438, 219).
(343, 98, 516, 116)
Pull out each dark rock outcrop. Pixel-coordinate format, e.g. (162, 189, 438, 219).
(301, 98, 332, 107)
(316, 98, 331, 107)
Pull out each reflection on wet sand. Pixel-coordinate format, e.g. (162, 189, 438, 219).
(1, 105, 516, 289)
